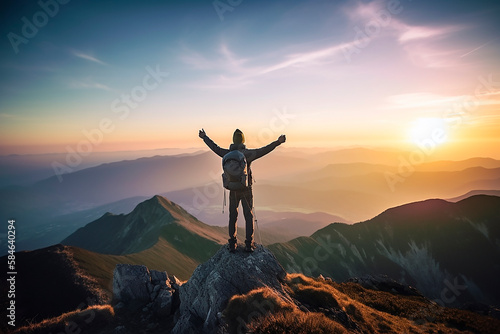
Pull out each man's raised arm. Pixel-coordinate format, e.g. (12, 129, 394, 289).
(199, 128, 228, 158)
(246, 135, 286, 162)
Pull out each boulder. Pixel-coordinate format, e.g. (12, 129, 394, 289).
(151, 269, 170, 289)
(154, 289, 173, 317)
(172, 244, 290, 334)
(113, 264, 177, 319)
(113, 264, 152, 304)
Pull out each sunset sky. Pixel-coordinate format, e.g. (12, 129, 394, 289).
(1, 0, 499, 157)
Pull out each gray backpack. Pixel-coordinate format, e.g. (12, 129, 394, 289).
(222, 150, 248, 190)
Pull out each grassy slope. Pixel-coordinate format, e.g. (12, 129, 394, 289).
(225, 273, 500, 334)
(71, 228, 225, 297)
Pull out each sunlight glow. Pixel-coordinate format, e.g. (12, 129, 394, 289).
(408, 118, 448, 147)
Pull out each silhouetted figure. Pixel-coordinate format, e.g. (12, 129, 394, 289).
(199, 128, 286, 252)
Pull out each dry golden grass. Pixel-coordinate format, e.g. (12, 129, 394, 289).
(249, 310, 348, 334)
(285, 274, 339, 309)
(223, 273, 500, 334)
(224, 287, 296, 333)
(14, 305, 115, 334)
(333, 280, 500, 334)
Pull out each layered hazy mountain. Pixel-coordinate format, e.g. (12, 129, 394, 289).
(1, 148, 499, 252)
(62, 193, 500, 308)
(62, 195, 227, 256)
(269, 194, 500, 307)
(3, 194, 500, 333)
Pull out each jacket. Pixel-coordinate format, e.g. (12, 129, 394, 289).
(203, 135, 281, 186)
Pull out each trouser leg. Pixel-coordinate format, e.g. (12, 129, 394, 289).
(228, 190, 239, 243)
(241, 188, 254, 245)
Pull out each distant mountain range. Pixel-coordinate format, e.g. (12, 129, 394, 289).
(3, 193, 500, 332)
(269, 194, 500, 307)
(1, 148, 499, 252)
(62, 193, 500, 308)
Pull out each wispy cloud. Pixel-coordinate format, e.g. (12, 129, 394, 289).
(342, 0, 386, 22)
(385, 92, 465, 110)
(398, 25, 464, 43)
(181, 0, 480, 90)
(71, 50, 107, 65)
(0, 113, 34, 121)
(70, 78, 114, 91)
(343, 0, 465, 42)
(0, 113, 16, 119)
(385, 90, 500, 113)
(180, 40, 353, 90)
(256, 43, 346, 76)
(342, 0, 468, 68)
(460, 40, 493, 58)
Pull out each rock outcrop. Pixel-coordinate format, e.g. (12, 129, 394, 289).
(113, 264, 180, 318)
(172, 244, 290, 334)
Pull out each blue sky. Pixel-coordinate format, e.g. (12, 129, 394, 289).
(1, 0, 499, 155)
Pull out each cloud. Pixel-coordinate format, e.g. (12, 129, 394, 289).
(256, 43, 347, 76)
(0, 113, 33, 121)
(398, 25, 464, 43)
(460, 40, 493, 58)
(342, 0, 468, 68)
(71, 50, 107, 65)
(70, 78, 113, 91)
(385, 92, 464, 110)
(178, 49, 215, 70)
(180, 39, 354, 90)
(342, 0, 386, 22)
(385, 90, 500, 114)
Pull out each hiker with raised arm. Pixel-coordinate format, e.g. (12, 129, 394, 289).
(199, 128, 286, 253)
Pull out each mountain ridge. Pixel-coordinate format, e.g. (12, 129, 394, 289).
(62, 195, 227, 255)
(2, 150, 499, 251)
(10, 244, 500, 334)
(4, 194, 500, 333)
(270, 194, 500, 307)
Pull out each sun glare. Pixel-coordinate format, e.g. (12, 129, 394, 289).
(408, 118, 448, 147)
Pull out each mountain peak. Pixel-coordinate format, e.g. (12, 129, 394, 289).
(172, 244, 289, 333)
(132, 195, 193, 220)
(134, 194, 173, 211)
(62, 195, 195, 255)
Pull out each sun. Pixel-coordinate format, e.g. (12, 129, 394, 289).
(408, 118, 448, 146)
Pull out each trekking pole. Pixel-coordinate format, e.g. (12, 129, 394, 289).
(244, 196, 262, 245)
(222, 187, 226, 213)
(253, 203, 262, 245)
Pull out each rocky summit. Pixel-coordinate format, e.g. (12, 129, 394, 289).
(113, 264, 181, 320)
(172, 244, 291, 334)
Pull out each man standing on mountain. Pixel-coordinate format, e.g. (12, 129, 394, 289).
(199, 128, 286, 253)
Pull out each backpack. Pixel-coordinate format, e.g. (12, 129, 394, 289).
(222, 150, 248, 190)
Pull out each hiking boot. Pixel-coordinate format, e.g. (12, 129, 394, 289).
(244, 241, 255, 253)
(228, 238, 237, 253)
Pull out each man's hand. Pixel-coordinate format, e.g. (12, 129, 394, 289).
(278, 134, 286, 143)
(199, 128, 206, 139)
